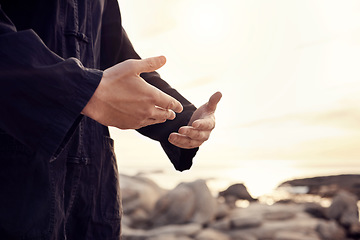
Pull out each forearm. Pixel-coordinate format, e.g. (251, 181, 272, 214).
(0, 28, 102, 161)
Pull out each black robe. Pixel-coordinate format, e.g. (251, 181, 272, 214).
(0, 0, 197, 239)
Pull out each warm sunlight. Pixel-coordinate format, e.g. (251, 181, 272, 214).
(176, 0, 230, 45)
(115, 0, 360, 196)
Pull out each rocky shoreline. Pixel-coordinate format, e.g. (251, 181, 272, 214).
(119, 174, 360, 240)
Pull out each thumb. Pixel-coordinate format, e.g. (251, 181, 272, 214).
(207, 91, 222, 112)
(136, 56, 167, 74)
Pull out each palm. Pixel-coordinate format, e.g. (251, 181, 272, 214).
(169, 91, 222, 149)
(189, 92, 222, 128)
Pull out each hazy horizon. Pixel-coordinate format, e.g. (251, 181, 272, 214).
(111, 0, 360, 197)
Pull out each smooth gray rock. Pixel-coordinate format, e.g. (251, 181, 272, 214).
(274, 230, 320, 240)
(152, 183, 196, 227)
(152, 179, 216, 226)
(122, 223, 202, 240)
(147, 235, 193, 240)
(219, 183, 256, 202)
(230, 216, 262, 229)
(328, 190, 359, 227)
(209, 218, 231, 231)
(316, 220, 346, 240)
(120, 174, 166, 215)
(263, 210, 296, 221)
(195, 228, 231, 240)
(304, 202, 328, 219)
(187, 179, 217, 224)
(278, 174, 360, 198)
(148, 223, 202, 237)
(215, 201, 230, 219)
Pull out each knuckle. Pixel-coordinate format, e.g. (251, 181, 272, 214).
(195, 131, 202, 139)
(154, 90, 163, 102)
(188, 130, 195, 139)
(159, 113, 170, 123)
(167, 100, 174, 110)
(145, 92, 157, 105)
(210, 118, 216, 130)
(158, 112, 168, 123)
(190, 130, 201, 140)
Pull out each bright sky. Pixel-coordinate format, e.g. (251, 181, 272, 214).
(111, 0, 360, 197)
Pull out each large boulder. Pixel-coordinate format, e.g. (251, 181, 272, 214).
(327, 190, 360, 237)
(152, 179, 217, 227)
(304, 202, 328, 220)
(187, 179, 217, 224)
(151, 182, 196, 227)
(119, 174, 166, 227)
(278, 174, 360, 198)
(328, 190, 359, 227)
(316, 220, 346, 240)
(219, 183, 256, 207)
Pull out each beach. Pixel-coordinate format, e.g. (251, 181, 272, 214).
(118, 173, 360, 240)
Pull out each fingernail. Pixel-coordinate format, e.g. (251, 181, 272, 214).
(176, 103, 183, 113)
(179, 128, 187, 135)
(169, 134, 175, 142)
(168, 110, 175, 120)
(158, 55, 166, 65)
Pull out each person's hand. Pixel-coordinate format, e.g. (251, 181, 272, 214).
(82, 56, 183, 129)
(168, 91, 222, 149)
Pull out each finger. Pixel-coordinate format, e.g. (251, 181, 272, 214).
(192, 118, 215, 130)
(136, 109, 175, 128)
(152, 106, 176, 121)
(138, 118, 167, 129)
(207, 91, 222, 112)
(178, 126, 210, 141)
(168, 133, 203, 149)
(136, 56, 167, 74)
(150, 85, 183, 113)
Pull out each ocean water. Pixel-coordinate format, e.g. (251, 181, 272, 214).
(118, 160, 360, 199)
(112, 129, 360, 198)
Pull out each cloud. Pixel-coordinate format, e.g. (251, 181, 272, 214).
(237, 106, 360, 132)
(226, 103, 360, 162)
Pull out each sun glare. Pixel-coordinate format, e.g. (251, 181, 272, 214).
(118, 0, 360, 199)
(176, 1, 229, 45)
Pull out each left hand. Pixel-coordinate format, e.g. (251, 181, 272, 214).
(168, 91, 222, 149)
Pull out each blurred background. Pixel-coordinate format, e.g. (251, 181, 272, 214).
(110, 0, 360, 198)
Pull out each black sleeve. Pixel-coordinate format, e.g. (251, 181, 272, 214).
(0, 5, 103, 162)
(101, 0, 198, 171)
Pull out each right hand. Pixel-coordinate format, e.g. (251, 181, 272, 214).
(82, 56, 183, 129)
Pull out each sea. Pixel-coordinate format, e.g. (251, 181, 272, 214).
(117, 160, 360, 201)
